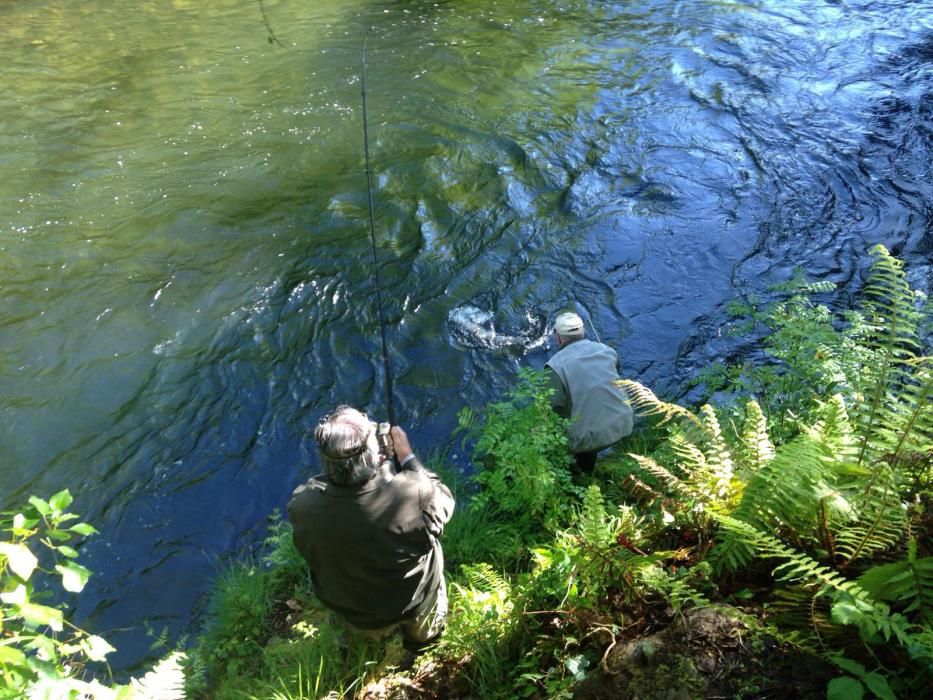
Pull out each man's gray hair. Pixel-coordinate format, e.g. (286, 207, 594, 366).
(315, 406, 379, 486)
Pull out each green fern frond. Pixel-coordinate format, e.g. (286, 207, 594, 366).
(715, 516, 919, 656)
(630, 454, 690, 497)
(711, 530, 756, 573)
(669, 434, 709, 479)
(580, 485, 615, 549)
(617, 380, 703, 429)
(886, 357, 932, 470)
(131, 651, 186, 700)
(710, 435, 830, 571)
(858, 540, 933, 627)
(699, 404, 738, 500)
(712, 431, 835, 573)
(714, 516, 872, 605)
(767, 586, 837, 652)
(852, 245, 928, 468)
(739, 400, 774, 475)
(730, 433, 833, 539)
(769, 275, 836, 295)
(636, 563, 710, 612)
(461, 562, 511, 597)
(835, 466, 907, 566)
(803, 394, 857, 464)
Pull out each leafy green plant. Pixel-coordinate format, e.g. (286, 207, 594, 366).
(0, 490, 129, 699)
(180, 246, 927, 699)
(445, 563, 515, 654)
(691, 250, 927, 443)
(457, 367, 578, 532)
(621, 245, 932, 695)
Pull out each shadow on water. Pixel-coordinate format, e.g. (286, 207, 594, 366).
(0, 0, 929, 671)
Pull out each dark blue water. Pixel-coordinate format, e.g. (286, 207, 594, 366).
(0, 0, 929, 670)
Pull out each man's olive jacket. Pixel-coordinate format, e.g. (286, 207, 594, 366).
(287, 458, 454, 630)
(546, 337, 634, 453)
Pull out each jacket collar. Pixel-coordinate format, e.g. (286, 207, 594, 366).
(310, 460, 395, 497)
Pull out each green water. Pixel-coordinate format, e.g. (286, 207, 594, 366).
(2, 0, 929, 669)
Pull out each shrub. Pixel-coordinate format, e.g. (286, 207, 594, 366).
(0, 490, 129, 699)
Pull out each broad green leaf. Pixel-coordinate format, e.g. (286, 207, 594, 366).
(9, 513, 40, 535)
(858, 560, 910, 599)
(862, 672, 896, 700)
(49, 489, 73, 513)
(0, 584, 27, 605)
(27, 633, 59, 662)
(531, 547, 552, 569)
(831, 601, 864, 626)
(0, 644, 28, 668)
(827, 676, 864, 700)
(0, 541, 38, 580)
(46, 528, 73, 542)
(56, 545, 80, 559)
(564, 654, 590, 681)
(58, 641, 83, 655)
(27, 496, 50, 516)
(19, 601, 64, 631)
(56, 561, 91, 593)
(830, 655, 866, 676)
(82, 634, 116, 662)
(69, 522, 99, 537)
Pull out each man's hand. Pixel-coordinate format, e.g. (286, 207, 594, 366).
(376, 422, 395, 462)
(390, 426, 414, 467)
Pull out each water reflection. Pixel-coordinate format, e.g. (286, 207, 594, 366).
(0, 0, 929, 670)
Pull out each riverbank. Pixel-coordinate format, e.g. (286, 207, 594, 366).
(2, 247, 928, 699)
(181, 246, 931, 700)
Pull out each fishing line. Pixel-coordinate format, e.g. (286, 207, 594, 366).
(361, 38, 396, 426)
(257, 0, 284, 47)
(574, 302, 603, 344)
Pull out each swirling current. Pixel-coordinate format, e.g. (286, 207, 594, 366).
(0, 0, 929, 670)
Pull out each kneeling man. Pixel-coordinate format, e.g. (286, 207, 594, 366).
(287, 406, 454, 651)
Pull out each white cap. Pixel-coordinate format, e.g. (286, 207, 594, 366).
(553, 312, 584, 336)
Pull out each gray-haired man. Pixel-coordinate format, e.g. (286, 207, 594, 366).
(546, 312, 634, 473)
(287, 406, 454, 651)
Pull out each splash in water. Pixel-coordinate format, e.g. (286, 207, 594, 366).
(446, 304, 549, 353)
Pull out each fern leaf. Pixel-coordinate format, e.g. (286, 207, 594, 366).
(887, 358, 932, 469)
(461, 562, 511, 596)
(730, 433, 833, 539)
(803, 394, 856, 464)
(858, 541, 933, 627)
(580, 485, 615, 549)
(714, 515, 873, 605)
(636, 563, 709, 612)
(669, 434, 709, 480)
(616, 380, 703, 429)
(130, 651, 186, 700)
(835, 466, 907, 566)
(630, 454, 690, 497)
(852, 245, 927, 468)
(699, 404, 737, 500)
(740, 400, 775, 474)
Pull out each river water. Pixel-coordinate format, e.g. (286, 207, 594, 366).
(1, 0, 930, 670)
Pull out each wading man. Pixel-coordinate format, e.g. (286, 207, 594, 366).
(546, 311, 634, 473)
(287, 406, 454, 652)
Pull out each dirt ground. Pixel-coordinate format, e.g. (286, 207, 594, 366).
(358, 605, 835, 699)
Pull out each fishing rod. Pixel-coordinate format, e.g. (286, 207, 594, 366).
(566, 302, 602, 344)
(360, 39, 397, 427)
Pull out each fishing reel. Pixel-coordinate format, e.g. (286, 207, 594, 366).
(375, 421, 394, 463)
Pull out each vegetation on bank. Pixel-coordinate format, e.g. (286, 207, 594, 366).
(1, 245, 930, 699)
